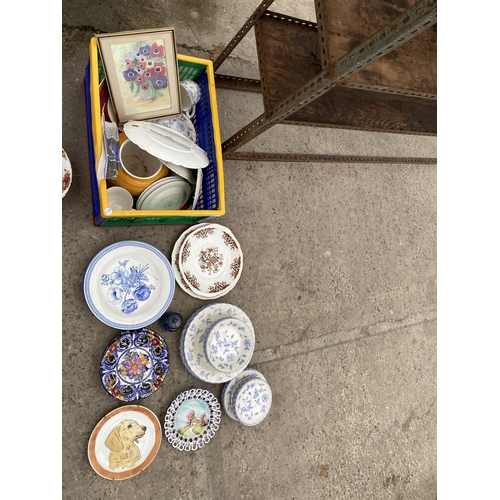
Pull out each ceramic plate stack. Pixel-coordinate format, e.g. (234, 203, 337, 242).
(172, 223, 243, 299)
(179, 303, 255, 384)
(136, 176, 193, 211)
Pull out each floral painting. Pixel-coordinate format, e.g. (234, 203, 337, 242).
(111, 39, 172, 116)
(96, 29, 181, 123)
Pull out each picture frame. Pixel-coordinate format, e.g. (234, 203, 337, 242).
(95, 28, 181, 125)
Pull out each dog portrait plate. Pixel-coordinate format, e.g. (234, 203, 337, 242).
(100, 329, 170, 402)
(88, 405, 161, 480)
(83, 241, 175, 329)
(164, 388, 221, 452)
(179, 303, 255, 383)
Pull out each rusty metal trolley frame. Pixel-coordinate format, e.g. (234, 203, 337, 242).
(213, 0, 437, 164)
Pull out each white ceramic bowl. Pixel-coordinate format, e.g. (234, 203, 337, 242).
(119, 139, 164, 180)
(106, 186, 134, 211)
(231, 376, 272, 426)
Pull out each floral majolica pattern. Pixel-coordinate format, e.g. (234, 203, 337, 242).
(100, 329, 169, 402)
(232, 378, 272, 426)
(101, 260, 155, 315)
(122, 42, 169, 101)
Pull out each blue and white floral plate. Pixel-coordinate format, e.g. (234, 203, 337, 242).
(164, 388, 221, 452)
(221, 368, 266, 421)
(83, 241, 175, 329)
(180, 303, 255, 383)
(100, 329, 170, 402)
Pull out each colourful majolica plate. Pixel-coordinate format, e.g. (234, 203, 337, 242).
(180, 303, 255, 383)
(171, 223, 209, 298)
(100, 329, 170, 402)
(164, 388, 221, 452)
(221, 368, 267, 421)
(88, 405, 162, 480)
(83, 241, 175, 329)
(178, 224, 243, 298)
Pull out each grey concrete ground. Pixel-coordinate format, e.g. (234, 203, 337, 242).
(62, 1, 437, 498)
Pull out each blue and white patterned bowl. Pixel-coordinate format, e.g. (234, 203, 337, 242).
(203, 317, 254, 373)
(231, 376, 272, 426)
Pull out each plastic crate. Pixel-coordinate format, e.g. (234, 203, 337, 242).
(85, 37, 225, 226)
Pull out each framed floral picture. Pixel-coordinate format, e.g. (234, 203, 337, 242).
(95, 28, 181, 124)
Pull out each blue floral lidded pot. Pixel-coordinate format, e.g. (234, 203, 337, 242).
(230, 376, 272, 426)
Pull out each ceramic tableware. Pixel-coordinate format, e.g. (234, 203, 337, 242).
(106, 186, 134, 211)
(120, 138, 164, 179)
(231, 375, 272, 426)
(190, 168, 203, 209)
(164, 388, 221, 452)
(178, 223, 243, 298)
(221, 368, 267, 421)
(180, 79, 201, 119)
(100, 328, 170, 402)
(171, 223, 210, 298)
(139, 177, 192, 211)
(203, 317, 254, 373)
(149, 114, 197, 143)
(83, 241, 175, 329)
(179, 303, 255, 383)
(123, 121, 209, 170)
(166, 162, 197, 185)
(62, 148, 72, 198)
(88, 405, 161, 480)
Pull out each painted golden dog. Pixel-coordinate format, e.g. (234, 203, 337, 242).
(105, 419, 147, 470)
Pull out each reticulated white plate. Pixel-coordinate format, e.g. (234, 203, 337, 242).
(140, 178, 192, 210)
(180, 303, 255, 383)
(88, 405, 161, 480)
(164, 388, 221, 452)
(171, 223, 209, 298)
(83, 241, 175, 329)
(221, 368, 267, 421)
(179, 224, 243, 298)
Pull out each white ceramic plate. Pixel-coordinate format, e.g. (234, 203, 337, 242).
(180, 303, 255, 383)
(178, 224, 243, 298)
(62, 148, 72, 198)
(190, 168, 203, 210)
(166, 162, 197, 185)
(123, 121, 209, 170)
(171, 223, 209, 298)
(83, 241, 175, 329)
(137, 177, 185, 210)
(163, 388, 221, 452)
(88, 405, 161, 480)
(140, 178, 192, 210)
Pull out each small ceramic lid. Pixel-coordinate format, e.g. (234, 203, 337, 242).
(164, 388, 221, 452)
(100, 329, 169, 402)
(203, 317, 254, 373)
(231, 376, 272, 426)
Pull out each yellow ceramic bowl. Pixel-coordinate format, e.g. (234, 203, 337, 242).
(108, 133, 169, 196)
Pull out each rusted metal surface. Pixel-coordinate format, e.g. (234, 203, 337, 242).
(212, 0, 275, 71)
(222, 0, 437, 155)
(223, 152, 437, 164)
(214, 74, 262, 92)
(315, 0, 437, 96)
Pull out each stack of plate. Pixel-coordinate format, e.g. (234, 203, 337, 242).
(172, 223, 243, 299)
(180, 303, 255, 384)
(136, 176, 192, 211)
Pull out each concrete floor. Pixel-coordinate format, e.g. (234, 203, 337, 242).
(62, 1, 437, 498)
